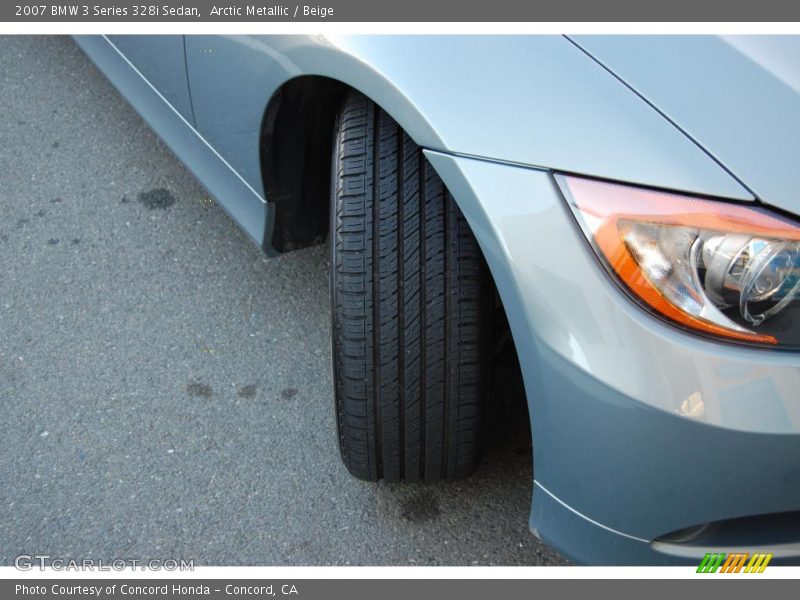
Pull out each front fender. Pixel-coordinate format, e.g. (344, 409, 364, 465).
(185, 34, 751, 207)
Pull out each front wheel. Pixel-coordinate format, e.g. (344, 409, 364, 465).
(330, 91, 492, 483)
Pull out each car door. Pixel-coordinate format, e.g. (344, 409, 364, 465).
(108, 35, 195, 125)
(183, 35, 286, 201)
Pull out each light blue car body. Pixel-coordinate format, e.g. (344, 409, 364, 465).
(74, 34, 800, 565)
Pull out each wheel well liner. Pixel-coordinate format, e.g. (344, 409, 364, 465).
(260, 75, 349, 253)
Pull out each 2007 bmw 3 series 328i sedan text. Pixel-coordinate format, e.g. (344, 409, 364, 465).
(74, 34, 800, 565)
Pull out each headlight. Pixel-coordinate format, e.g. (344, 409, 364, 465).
(557, 174, 800, 348)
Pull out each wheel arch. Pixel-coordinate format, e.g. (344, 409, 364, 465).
(258, 72, 527, 361)
(258, 69, 444, 254)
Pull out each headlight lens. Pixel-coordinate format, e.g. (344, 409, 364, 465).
(557, 174, 800, 347)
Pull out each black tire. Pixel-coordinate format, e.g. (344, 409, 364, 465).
(330, 91, 491, 483)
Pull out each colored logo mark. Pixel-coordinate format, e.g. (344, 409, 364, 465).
(697, 552, 773, 573)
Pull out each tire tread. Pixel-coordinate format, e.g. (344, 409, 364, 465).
(332, 91, 490, 482)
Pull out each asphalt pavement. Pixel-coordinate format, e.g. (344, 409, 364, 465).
(0, 35, 568, 566)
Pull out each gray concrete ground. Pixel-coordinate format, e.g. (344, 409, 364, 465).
(0, 35, 567, 566)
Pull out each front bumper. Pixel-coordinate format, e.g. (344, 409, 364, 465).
(425, 150, 800, 565)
